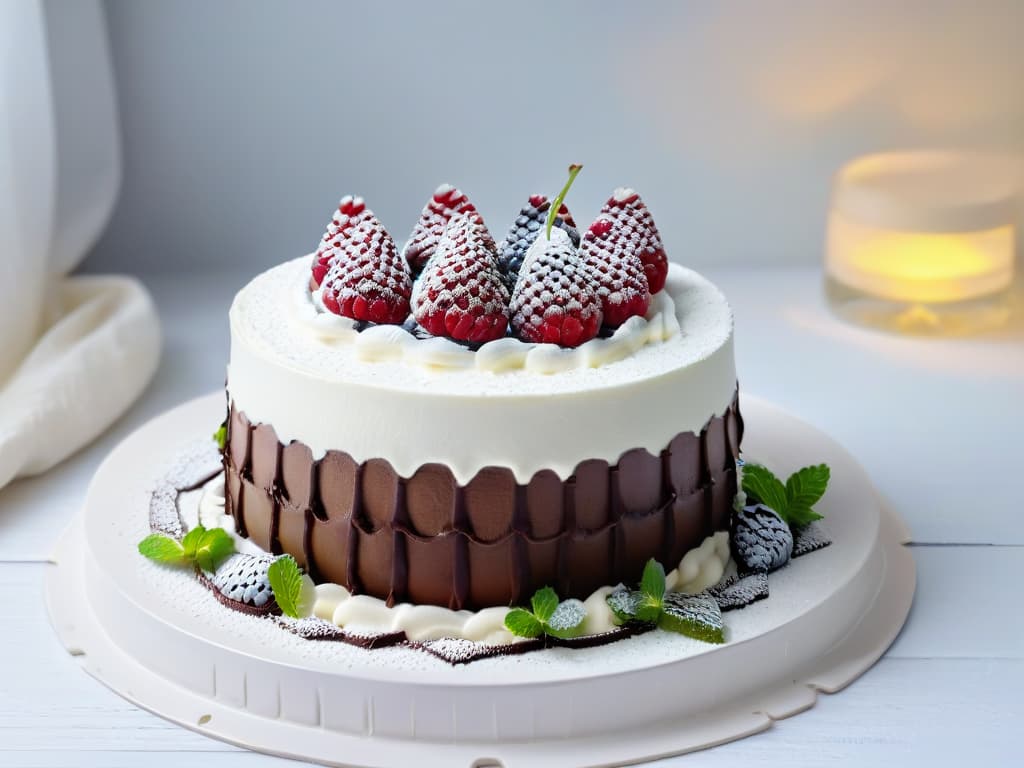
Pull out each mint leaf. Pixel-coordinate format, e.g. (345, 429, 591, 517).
(546, 599, 586, 639)
(531, 586, 559, 623)
(267, 556, 303, 618)
(640, 559, 666, 603)
(635, 593, 664, 624)
(658, 593, 725, 644)
(784, 464, 830, 526)
(138, 534, 186, 565)
(741, 464, 788, 516)
(607, 588, 643, 624)
(181, 526, 206, 563)
(213, 423, 227, 451)
(193, 528, 235, 572)
(785, 506, 824, 527)
(505, 608, 544, 638)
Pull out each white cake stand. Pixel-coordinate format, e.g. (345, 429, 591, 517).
(46, 393, 915, 768)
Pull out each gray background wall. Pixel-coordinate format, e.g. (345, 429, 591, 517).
(85, 0, 1024, 276)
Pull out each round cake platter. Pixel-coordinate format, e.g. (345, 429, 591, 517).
(45, 392, 915, 768)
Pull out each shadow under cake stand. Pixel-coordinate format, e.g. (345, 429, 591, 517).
(46, 393, 915, 768)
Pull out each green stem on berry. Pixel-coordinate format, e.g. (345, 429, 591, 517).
(546, 163, 583, 240)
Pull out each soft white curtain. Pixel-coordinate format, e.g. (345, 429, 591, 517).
(0, 1, 160, 489)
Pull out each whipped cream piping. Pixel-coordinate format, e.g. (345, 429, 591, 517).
(292, 271, 681, 375)
(199, 478, 730, 646)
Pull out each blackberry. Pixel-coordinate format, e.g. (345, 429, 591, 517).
(497, 194, 579, 289)
(731, 503, 793, 573)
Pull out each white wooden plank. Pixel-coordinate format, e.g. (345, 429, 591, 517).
(710, 268, 1024, 547)
(887, 544, 1024, 659)
(666, 657, 1021, 767)
(4, 754, 287, 768)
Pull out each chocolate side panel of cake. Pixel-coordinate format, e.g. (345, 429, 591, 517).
(224, 391, 742, 610)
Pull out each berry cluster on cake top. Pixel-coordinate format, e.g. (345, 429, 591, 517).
(309, 165, 670, 349)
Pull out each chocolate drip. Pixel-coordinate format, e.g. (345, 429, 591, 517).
(223, 390, 741, 610)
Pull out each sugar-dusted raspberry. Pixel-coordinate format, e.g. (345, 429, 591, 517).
(321, 215, 412, 324)
(310, 195, 373, 289)
(413, 215, 510, 343)
(581, 213, 651, 327)
(402, 185, 494, 276)
(598, 188, 669, 293)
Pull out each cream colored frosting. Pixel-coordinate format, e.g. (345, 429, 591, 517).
(227, 256, 737, 483)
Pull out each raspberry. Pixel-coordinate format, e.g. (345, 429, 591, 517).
(402, 185, 493, 276)
(496, 194, 579, 289)
(310, 196, 373, 289)
(598, 188, 669, 293)
(581, 213, 651, 327)
(320, 215, 412, 324)
(510, 228, 602, 347)
(413, 215, 510, 343)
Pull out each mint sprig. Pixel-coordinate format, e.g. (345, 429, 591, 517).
(504, 608, 544, 638)
(214, 422, 227, 451)
(742, 463, 830, 528)
(504, 586, 586, 640)
(267, 555, 304, 618)
(138, 524, 235, 572)
(606, 559, 725, 644)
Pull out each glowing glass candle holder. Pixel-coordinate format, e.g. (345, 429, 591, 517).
(825, 151, 1017, 335)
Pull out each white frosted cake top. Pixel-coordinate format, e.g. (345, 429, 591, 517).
(227, 256, 737, 482)
(230, 255, 732, 396)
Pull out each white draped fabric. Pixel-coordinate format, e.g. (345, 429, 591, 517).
(0, 1, 160, 489)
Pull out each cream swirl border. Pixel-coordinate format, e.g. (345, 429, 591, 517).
(289, 278, 682, 375)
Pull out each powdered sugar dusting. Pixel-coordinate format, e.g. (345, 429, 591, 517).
(708, 571, 770, 612)
(793, 522, 833, 557)
(547, 599, 587, 633)
(147, 437, 222, 536)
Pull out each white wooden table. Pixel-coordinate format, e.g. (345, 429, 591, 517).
(2, 268, 1022, 767)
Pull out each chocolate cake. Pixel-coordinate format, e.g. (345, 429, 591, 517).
(222, 181, 742, 612)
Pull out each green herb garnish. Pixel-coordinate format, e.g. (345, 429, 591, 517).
(213, 422, 227, 451)
(605, 559, 725, 644)
(138, 524, 235, 572)
(742, 463, 830, 528)
(504, 586, 586, 640)
(267, 555, 304, 618)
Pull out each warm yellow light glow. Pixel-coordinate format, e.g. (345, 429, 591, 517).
(827, 215, 1014, 304)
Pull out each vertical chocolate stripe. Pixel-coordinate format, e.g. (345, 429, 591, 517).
(345, 463, 363, 594)
(269, 441, 284, 555)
